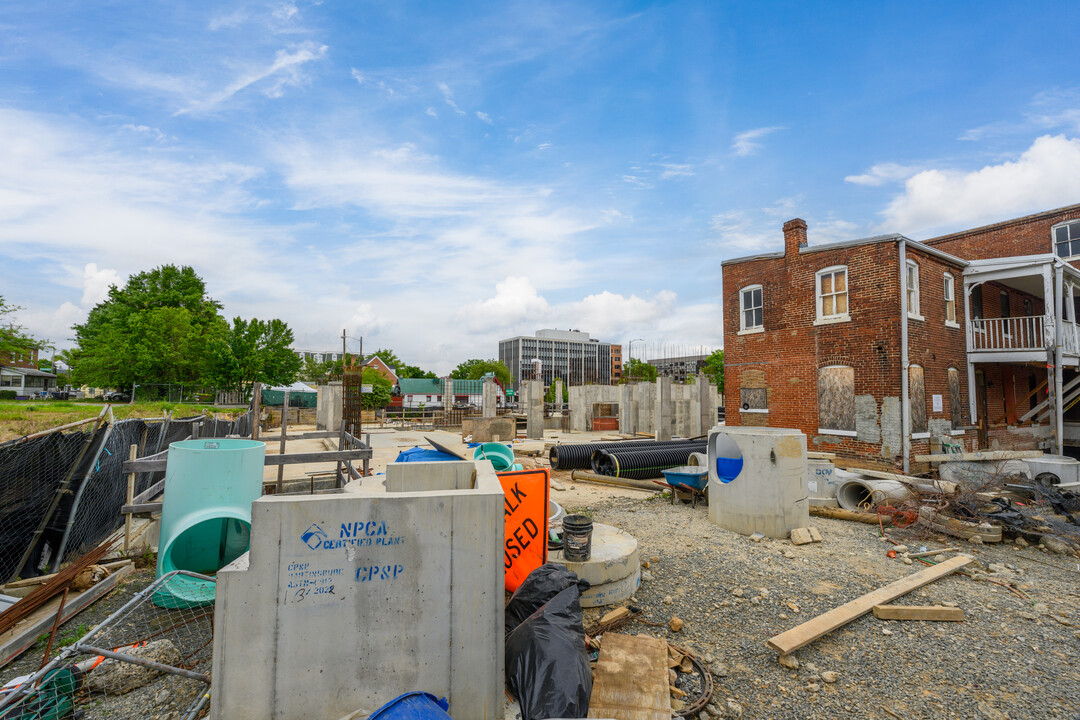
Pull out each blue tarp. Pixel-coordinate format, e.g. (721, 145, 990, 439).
(394, 446, 460, 463)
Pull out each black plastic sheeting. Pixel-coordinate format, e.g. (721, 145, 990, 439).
(592, 443, 707, 480)
(504, 564, 591, 720)
(0, 412, 253, 580)
(550, 439, 705, 470)
(505, 562, 584, 634)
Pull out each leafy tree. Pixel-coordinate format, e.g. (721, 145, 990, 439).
(362, 367, 392, 409)
(70, 266, 224, 390)
(545, 381, 569, 403)
(206, 317, 302, 395)
(704, 349, 724, 393)
(299, 356, 334, 384)
(451, 358, 512, 386)
(621, 358, 657, 383)
(397, 364, 437, 379)
(370, 348, 402, 371)
(0, 296, 42, 358)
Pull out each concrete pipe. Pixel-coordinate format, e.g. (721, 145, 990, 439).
(687, 452, 708, 468)
(835, 476, 914, 512)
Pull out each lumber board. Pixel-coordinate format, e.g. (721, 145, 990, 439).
(0, 564, 134, 669)
(809, 506, 889, 525)
(915, 450, 1043, 462)
(588, 632, 671, 719)
(767, 555, 972, 655)
(872, 605, 964, 621)
(807, 451, 837, 460)
(124, 448, 373, 472)
(917, 507, 1002, 542)
(130, 478, 165, 506)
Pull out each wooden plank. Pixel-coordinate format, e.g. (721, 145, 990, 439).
(130, 478, 165, 506)
(0, 564, 134, 669)
(917, 507, 1002, 542)
(807, 451, 837, 460)
(588, 632, 671, 720)
(124, 448, 374, 472)
(872, 605, 964, 621)
(810, 506, 888, 525)
(914, 450, 1044, 462)
(767, 555, 972, 656)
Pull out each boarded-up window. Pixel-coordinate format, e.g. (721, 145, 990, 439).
(909, 365, 927, 434)
(948, 368, 963, 430)
(817, 366, 855, 433)
(740, 388, 767, 411)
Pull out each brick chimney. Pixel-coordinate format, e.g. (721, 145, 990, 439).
(783, 218, 807, 256)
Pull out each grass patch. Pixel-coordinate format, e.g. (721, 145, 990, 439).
(34, 622, 93, 651)
(0, 400, 243, 443)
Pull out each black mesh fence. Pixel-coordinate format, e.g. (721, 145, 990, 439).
(0, 410, 252, 581)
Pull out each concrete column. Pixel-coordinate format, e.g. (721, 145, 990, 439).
(619, 383, 634, 434)
(481, 377, 497, 417)
(553, 378, 564, 412)
(697, 375, 713, 435)
(443, 376, 454, 409)
(655, 377, 672, 441)
(526, 380, 544, 439)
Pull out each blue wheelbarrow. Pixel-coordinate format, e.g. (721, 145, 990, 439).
(657, 465, 709, 508)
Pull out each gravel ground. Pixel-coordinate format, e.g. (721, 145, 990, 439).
(559, 475, 1080, 720)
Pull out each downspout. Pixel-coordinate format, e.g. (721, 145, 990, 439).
(900, 240, 910, 474)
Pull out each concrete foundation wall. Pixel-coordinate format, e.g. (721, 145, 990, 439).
(211, 461, 505, 720)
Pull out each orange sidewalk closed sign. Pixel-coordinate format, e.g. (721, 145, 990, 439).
(498, 468, 549, 592)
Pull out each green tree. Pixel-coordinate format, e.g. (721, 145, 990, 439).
(704, 349, 724, 393)
(397, 364, 437, 379)
(370, 348, 402, 371)
(206, 317, 302, 395)
(362, 367, 392, 409)
(70, 266, 224, 390)
(451, 358, 512, 386)
(545, 381, 569, 403)
(299, 356, 334, 384)
(621, 358, 657, 383)
(0, 296, 43, 358)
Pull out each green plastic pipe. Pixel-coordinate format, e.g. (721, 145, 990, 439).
(154, 439, 265, 608)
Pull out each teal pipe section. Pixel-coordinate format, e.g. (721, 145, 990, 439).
(154, 438, 265, 607)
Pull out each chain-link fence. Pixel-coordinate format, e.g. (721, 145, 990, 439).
(0, 410, 252, 582)
(0, 571, 215, 720)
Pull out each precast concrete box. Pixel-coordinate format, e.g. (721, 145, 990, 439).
(707, 427, 809, 538)
(210, 460, 505, 720)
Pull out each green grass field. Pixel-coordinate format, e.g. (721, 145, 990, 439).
(0, 400, 244, 443)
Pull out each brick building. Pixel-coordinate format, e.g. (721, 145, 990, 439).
(1, 346, 57, 397)
(722, 204, 1080, 471)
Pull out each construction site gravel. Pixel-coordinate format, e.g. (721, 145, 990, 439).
(561, 478, 1080, 720)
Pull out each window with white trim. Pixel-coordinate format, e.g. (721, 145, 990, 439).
(815, 266, 849, 322)
(739, 285, 763, 332)
(818, 365, 855, 435)
(944, 273, 957, 325)
(1053, 220, 1080, 259)
(905, 260, 921, 318)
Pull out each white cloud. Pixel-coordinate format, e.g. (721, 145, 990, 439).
(176, 41, 328, 115)
(658, 163, 693, 179)
(561, 290, 676, 338)
(120, 124, 167, 142)
(78, 263, 121, 308)
(426, 107, 438, 117)
(961, 88, 1080, 141)
(713, 207, 861, 255)
(731, 126, 784, 157)
(208, 9, 248, 31)
(844, 162, 919, 187)
(457, 277, 551, 331)
(437, 82, 466, 115)
(536, 143, 552, 151)
(476, 111, 492, 124)
(882, 134, 1080, 234)
(273, 3, 299, 21)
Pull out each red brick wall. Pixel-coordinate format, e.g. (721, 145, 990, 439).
(722, 234, 971, 468)
(925, 204, 1080, 266)
(3, 349, 38, 369)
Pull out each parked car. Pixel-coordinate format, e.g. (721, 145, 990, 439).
(103, 390, 131, 402)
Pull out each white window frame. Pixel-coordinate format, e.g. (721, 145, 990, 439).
(814, 265, 850, 325)
(906, 259, 923, 321)
(1052, 220, 1080, 260)
(738, 284, 764, 335)
(944, 273, 959, 328)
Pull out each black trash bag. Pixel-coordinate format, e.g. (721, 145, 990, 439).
(505, 583, 592, 720)
(505, 562, 588, 634)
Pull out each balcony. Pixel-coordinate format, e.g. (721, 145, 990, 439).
(967, 316, 1045, 352)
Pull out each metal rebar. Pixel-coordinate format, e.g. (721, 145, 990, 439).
(74, 644, 211, 683)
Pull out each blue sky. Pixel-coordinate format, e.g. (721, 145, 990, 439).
(2, 1, 1079, 373)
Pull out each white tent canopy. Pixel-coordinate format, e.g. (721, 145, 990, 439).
(265, 380, 317, 394)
